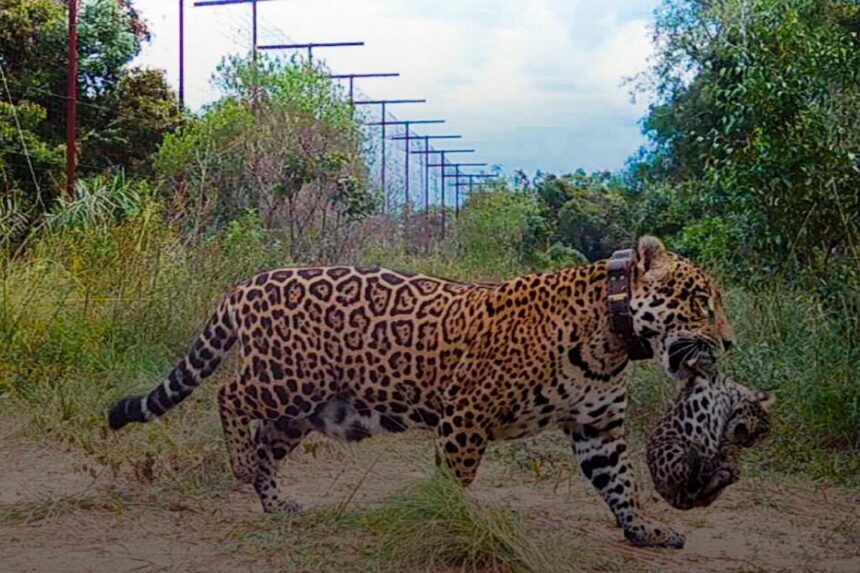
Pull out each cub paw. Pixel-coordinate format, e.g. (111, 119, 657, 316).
(714, 465, 739, 487)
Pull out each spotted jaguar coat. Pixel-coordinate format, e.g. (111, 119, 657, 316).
(109, 237, 734, 548)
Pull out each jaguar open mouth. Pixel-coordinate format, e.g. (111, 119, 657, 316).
(667, 337, 719, 374)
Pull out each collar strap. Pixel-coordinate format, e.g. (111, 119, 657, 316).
(607, 249, 654, 361)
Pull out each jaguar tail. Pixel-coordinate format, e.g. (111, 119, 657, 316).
(108, 297, 237, 430)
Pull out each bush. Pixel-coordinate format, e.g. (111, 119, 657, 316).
(449, 189, 546, 277)
(0, 196, 291, 474)
(154, 55, 372, 262)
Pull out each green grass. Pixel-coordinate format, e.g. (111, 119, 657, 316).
(368, 471, 555, 572)
(227, 471, 597, 573)
(0, 491, 129, 526)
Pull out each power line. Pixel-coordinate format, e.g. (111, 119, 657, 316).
(0, 61, 41, 206)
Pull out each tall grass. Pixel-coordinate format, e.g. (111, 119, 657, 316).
(724, 287, 860, 479)
(370, 471, 555, 572)
(0, 199, 290, 477)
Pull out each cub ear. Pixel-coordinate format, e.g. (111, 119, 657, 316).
(674, 361, 700, 387)
(756, 391, 776, 413)
(635, 236, 666, 275)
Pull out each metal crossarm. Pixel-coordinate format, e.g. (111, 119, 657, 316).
(191, 0, 281, 103)
(194, 0, 275, 5)
(354, 99, 426, 105)
(366, 119, 444, 126)
(259, 41, 365, 63)
(328, 73, 400, 102)
(411, 149, 475, 155)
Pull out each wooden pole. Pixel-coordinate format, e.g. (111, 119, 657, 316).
(66, 0, 78, 199)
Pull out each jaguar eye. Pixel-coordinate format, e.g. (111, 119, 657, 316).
(691, 296, 711, 319)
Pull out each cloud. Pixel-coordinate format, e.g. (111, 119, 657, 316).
(133, 0, 658, 173)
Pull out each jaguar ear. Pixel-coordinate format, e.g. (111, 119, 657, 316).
(635, 236, 666, 275)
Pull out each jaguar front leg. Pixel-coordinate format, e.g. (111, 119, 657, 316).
(563, 400, 686, 549)
(435, 411, 488, 486)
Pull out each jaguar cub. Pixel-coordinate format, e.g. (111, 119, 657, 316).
(646, 366, 773, 510)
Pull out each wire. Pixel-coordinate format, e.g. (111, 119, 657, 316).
(22, 85, 121, 114)
(0, 61, 42, 206)
(1, 148, 106, 173)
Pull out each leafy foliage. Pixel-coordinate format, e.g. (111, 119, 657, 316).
(450, 188, 547, 276)
(535, 171, 634, 261)
(634, 0, 860, 277)
(0, 0, 179, 230)
(156, 55, 371, 261)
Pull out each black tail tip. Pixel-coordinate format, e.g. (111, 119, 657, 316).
(108, 396, 144, 430)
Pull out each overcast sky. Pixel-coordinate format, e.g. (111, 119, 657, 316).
(134, 0, 658, 175)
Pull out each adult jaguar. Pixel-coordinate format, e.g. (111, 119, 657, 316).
(108, 236, 733, 548)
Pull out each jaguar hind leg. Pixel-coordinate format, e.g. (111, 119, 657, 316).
(254, 417, 312, 513)
(218, 383, 256, 484)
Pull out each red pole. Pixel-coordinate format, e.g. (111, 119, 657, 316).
(66, 0, 78, 199)
(380, 101, 386, 214)
(179, 0, 184, 109)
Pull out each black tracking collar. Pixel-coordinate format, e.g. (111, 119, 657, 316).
(607, 249, 655, 361)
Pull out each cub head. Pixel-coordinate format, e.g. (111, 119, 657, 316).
(724, 381, 775, 447)
(629, 236, 734, 378)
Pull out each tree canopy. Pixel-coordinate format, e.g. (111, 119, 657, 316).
(0, 0, 180, 221)
(633, 0, 860, 277)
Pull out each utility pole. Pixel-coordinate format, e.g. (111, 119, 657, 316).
(412, 148, 475, 237)
(66, 0, 78, 199)
(252, 0, 258, 62)
(365, 119, 444, 209)
(354, 98, 426, 212)
(403, 135, 462, 214)
(441, 163, 488, 216)
(179, 0, 184, 109)
(399, 135, 461, 249)
(328, 72, 399, 104)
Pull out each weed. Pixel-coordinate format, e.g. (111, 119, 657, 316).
(366, 470, 558, 573)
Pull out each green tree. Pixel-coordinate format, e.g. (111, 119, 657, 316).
(635, 0, 860, 275)
(0, 0, 180, 228)
(155, 55, 370, 261)
(533, 172, 634, 261)
(452, 187, 548, 275)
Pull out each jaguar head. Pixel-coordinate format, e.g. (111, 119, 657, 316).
(629, 237, 734, 379)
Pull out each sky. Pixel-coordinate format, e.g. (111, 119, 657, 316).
(134, 0, 659, 175)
